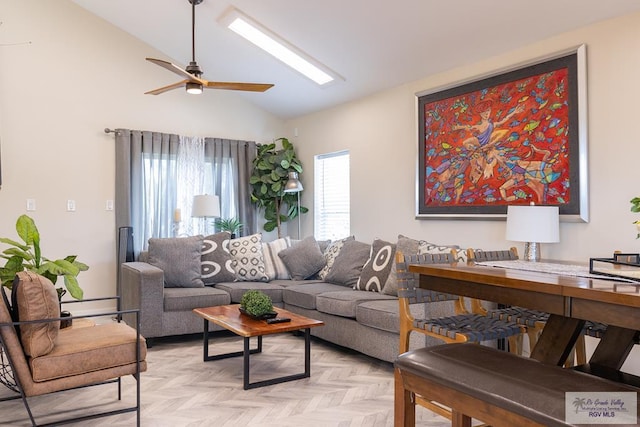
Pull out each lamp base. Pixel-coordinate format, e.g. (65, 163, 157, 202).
(523, 242, 541, 262)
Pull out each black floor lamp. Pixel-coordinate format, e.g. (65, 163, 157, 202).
(284, 172, 303, 239)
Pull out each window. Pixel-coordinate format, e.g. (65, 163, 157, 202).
(314, 150, 350, 240)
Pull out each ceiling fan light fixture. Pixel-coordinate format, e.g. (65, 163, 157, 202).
(186, 81, 203, 95)
(219, 8, 340, 86)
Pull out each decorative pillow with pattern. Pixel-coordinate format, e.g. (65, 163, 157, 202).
(148, 235, 205, 288)
(317, 236, 355, 280)
(201, 232, 236, 285)
(262, 237, 292, 280)
(356, 239, 396, 292)
(228, 233, 269, 282)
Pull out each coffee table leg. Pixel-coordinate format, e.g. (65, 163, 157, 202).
(304, 328, 311, 377)
(203, 319, 210, 362)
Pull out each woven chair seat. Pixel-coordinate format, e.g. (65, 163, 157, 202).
(397, 288, 458, 304)
(486, 306, 549, 327)
(415, 313, 523, 342)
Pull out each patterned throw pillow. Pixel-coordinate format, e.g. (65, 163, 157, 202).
(148, 235, 205, 288)
(228, 234, 269, 282)
(262, 237, 292, 280)
(317, 236, 355, 280)
(201, 232, 236, 285)
(356, 239, 396, 292)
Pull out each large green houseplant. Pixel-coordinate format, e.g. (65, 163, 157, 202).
(0, 215, 88, 299)
(250, 137, 308, 237)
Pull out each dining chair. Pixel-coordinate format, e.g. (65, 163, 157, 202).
(0, 271, 147, 426)
(467, 247, 549, 353)
(396, 251, 524, 419)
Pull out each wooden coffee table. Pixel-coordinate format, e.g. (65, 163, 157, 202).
(193, 304, 324, 390)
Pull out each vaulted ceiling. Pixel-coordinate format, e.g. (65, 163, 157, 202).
(73, 0, 640, 119)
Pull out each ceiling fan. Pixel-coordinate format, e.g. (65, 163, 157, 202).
(145, 0, 274, 95)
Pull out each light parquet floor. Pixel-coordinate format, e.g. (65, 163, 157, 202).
(0, 332, 450, 427)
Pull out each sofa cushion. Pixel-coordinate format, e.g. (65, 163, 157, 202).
(215, 281, 285, 303)
(283, 282, 350, 310)
(317, 236, 355, 280)
(13, 271, 60, 357)
(356, 238, 396, 293)
(163, 286, 231, 312)
(201, 232, 236, 285)
(315, 290, 396, 318)
(30, 322, 147, 382)
(148, 235, 204, 288)
(278, 236, 326, 280)
(262, 237, 292, 280)
(324, 240, 371, 287)
(228, 233, 269, 282)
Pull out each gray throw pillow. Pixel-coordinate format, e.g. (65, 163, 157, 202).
(148, 235, 204, 288)
(278, 236, 326, 280)
(324, 240, 371, 287)
(356, 239, 396, 292)
(317, 236, 355, 280)
(201, 232, 236, 285)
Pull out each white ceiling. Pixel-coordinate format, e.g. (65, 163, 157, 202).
(72, 0, 640, 119)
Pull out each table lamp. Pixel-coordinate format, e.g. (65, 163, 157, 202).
(283, 171, 303, 239)
(192, 194, 221, 235)
(505, 204, 559, 261)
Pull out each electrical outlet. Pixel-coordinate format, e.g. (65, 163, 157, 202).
(106, 200, 114, 211)
(26, 199, 36, 211)
(67, 200, 76, 212)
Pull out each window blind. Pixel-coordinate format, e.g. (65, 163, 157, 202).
(314, 150, 350, 240)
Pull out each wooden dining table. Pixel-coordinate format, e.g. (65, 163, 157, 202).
(408, 262, 640, 380)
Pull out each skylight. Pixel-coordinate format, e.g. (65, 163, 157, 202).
(219, 8, 338, 86)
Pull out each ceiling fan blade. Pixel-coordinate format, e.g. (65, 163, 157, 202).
(145, 80, 189, 95)
(146, 57, 205, 84)
(203, 81, 274, 92)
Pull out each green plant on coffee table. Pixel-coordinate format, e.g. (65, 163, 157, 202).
(0, 215, 88, 299)
(240, 290, 274, 317)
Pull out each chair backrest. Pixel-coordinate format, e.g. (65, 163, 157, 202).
(467, 247, 519, 263)
(0, 286, 34, 394)
(395, 251, 458, 303)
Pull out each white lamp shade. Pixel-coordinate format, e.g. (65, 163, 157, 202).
(506, 205, 559, 243)
(191, 195, 221, 218)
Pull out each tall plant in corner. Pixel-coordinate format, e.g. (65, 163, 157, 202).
(250, 137, 308, 237)
(0, 215, 88, 299)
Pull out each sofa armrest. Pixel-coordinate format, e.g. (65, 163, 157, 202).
(121, 262, 164, 338)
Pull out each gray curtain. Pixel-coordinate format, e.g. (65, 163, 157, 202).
(115, 129, 180, 254)
(115, 130, 257, 255)
(204, 138, 257, 236)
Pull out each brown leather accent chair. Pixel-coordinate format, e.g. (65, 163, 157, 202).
(0, 271, 147, 426)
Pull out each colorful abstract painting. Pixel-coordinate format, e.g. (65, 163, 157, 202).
(417, 49, 586, 219)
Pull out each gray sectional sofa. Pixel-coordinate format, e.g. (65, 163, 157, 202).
(120, 233, 456, 363)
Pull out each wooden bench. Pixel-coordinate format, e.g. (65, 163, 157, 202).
(394, 343, 639, 427)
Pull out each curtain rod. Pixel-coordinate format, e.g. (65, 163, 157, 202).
(104, 128, 118, 134)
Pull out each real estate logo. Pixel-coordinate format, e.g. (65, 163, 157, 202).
(566, 392, 637, 424)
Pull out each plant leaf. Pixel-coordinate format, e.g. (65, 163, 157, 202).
(64, 275, 83, 300)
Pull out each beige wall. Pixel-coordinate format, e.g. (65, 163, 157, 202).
(286, 12, 640, 372)
(288, 12, 640, 260)
(0, 1, 285, 307)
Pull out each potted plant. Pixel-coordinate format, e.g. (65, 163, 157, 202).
(250, 137, 308, 238)
(214, 217, 243, 238)
(0, 215, 88, 300)
(239, 289, 276, 319)
(631, 197, 640, 238)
